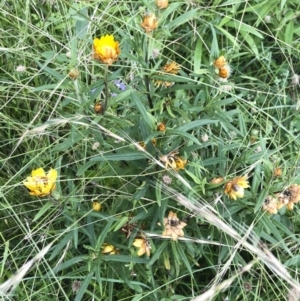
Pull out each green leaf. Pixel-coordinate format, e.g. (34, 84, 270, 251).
(156, 180, 162, 206)
(33, 202, 53, 222)
(167, 129, 201, 145)
(194, 39, 203, 73)
(90, 151, 147, 162)
(175, 119, 218, 132)
(74, 271, 94, 301)
(165, 9, 198, 31)
(75, 8, 89, 39)
(34, 59, 64, 81)
(185, 169, 202, 184)
(284, 22, 294, 55)
(113, 216, 129, 232)
(49, 232, 73, 261)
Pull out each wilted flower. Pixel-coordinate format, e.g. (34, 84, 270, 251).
(218, 65, 231, 79)
(175, 156, 187, 170)
(68, 68, 79, 80)
(163, 175, 172, 185)
(277, 184, 300, 211)
(264, 15, 272, 23)
(157, 122, 166, 132)
(138, 139, 157, 150)
(224, 175, 250, 200)
(160, 211, 187, 241)
(23, 168, 57, 197)
(92, 201, 101, 211)
(221, 84, 233, 92)
(201, 133, 209, 142)
(93, 34, 120, 65)
(121, 219, 137, 239)
(133, 237, 151, 256)
(151, 139, 157, 147)
(210, 177, 224, 184)
(92, 142, 100, 150)
(255, 146, 262, 153)
(159, 152, 187, 171)
(288, 286, 300, 301)
(273, 167, 282, 177)
(291, 74, 300, 86)
(162, 61, 181, 74)
(94, 101, 103, 114)
(101, 243, 119, 255)
(72, 280, 82, 293)
(262, 196, 278, 214)
(243, 282, 252, 292)
(156, 0, 168, 9)
(16, 65, 26, 72)
(155, 61, 181, 88)
(140, 13, 158, 33)
(214, 56, 227, 69)
(152, 48, 160, 59)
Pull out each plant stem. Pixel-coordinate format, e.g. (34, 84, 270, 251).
(144, 35, 153, 111)
(103, 64, 109, 115)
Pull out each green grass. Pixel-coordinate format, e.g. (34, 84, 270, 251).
(1, 0, 300, 300)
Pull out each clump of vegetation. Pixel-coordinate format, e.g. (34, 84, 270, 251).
(1, 1, 300, 300)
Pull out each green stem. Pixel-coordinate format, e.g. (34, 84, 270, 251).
(103, 64, 109, 115)
(144, 35, 153, 111)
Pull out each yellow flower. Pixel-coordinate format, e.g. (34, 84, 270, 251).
(23, 168, 57, 197)
(262, 196, 278, 214)
(93, 34, 120, 65)
(140, 13, 158, 33)
(224, 175, 249, 200)
(156, 0, 168, 9)
(101, 243, 119, 255)
(155, 61, 181, 88)
(133, 237, 151, 257)
(161, 211, 187, 241)
(92, 201, 101, 211)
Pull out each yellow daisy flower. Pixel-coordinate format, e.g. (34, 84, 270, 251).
(23, 168, 57, 197)
(93, 34, 120, 65)
(224, 175, 250, 200)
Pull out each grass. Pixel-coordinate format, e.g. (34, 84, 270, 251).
(1, 0, 300, 300)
